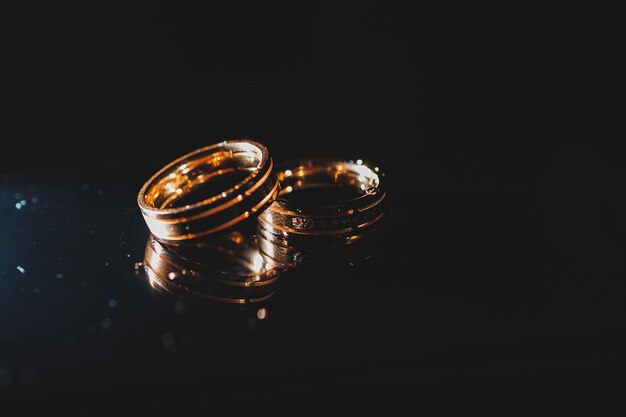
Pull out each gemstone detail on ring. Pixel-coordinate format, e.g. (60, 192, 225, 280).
(292, 217, 312, 229)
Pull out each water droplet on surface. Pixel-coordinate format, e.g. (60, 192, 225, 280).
(55, 273, 63, 279)
(257, 308, 268, 320)
(168, 272, 178, 280)
(101, 317, 112, 329)
(134, 262, 144, 270)
(108, 299, 117, 308)
(16, 266, 25, 274)
(33, 287, 40, 295)
(31, 197, 38, 204)
(104, 262, 109, 267)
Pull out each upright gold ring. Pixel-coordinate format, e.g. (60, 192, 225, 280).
(138, 140, 279, 243)
(258, 158, 386, 238)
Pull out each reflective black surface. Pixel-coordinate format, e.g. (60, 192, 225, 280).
(2, 145, 626, 410)
(3, 1, 626, 412)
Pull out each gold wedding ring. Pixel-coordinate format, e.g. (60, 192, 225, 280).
(258, 159, 386, 238)
(138, 140, 279, 243)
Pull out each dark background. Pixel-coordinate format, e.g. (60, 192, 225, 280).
(2, 1, 626, 411)
(5, 1, 421, 174)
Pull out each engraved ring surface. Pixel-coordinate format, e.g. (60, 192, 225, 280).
(138, 140, 279, 243)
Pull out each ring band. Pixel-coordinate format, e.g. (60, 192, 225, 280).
(258, 159, 386, 237)
(138, 140, 279, 243)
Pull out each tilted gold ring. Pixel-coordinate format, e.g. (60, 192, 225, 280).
(138, 140, 279, 243)
(257, 158, 386, 237)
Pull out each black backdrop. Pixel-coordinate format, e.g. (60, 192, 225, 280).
(3, 1, 626, 411)
(4, 2, 421, 174)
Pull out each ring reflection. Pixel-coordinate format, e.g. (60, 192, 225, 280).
(143, 231, 284, 304)
(257, 223, 385, 268)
